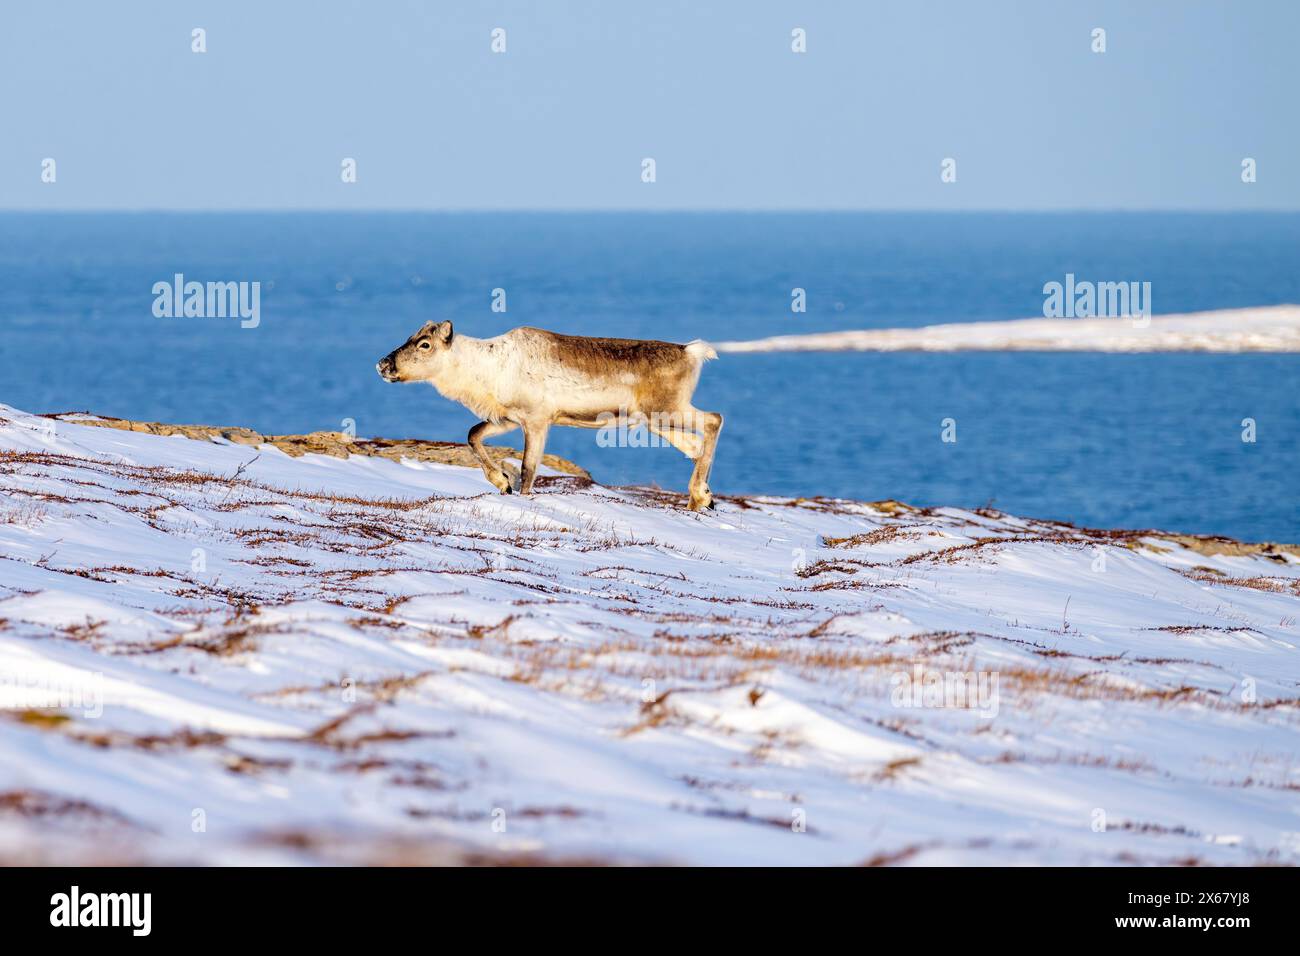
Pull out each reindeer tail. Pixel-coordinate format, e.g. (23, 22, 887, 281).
(684, 339, 718, 363)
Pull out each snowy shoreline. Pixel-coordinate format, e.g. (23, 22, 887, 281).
(715, 305, 1300, 353)
(0, 405, 1297, 865)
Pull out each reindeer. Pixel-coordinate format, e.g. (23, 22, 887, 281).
(377, 321, 723, 511)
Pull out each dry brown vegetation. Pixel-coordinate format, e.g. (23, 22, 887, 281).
(1178, 566, 1300, 595)
(0, 789, 139, 827)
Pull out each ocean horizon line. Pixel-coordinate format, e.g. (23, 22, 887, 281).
(6, 207, 1300, 216)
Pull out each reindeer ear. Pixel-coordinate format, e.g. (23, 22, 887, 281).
(436, 320, 454, 344)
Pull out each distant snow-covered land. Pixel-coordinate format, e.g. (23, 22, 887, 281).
(0, 404, 1297, 865)
(715, 305, 1300, 353)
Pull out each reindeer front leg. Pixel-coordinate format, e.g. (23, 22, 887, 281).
(468, 420, 520, 493)
(519, 421, 550, 495)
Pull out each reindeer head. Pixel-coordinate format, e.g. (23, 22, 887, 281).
(376, 320, 454, 383)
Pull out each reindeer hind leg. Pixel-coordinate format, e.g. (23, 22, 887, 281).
(674, 407, 722, 512)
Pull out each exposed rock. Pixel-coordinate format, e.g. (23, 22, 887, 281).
(1153, 533, 1299, 561)
(45, 412, 592, 479)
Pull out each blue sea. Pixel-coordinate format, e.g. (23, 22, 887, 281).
(2, 212, 1297, 541)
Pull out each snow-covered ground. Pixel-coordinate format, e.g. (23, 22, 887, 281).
(0, 404, 1297, 865)
(715, 305, 1300, 353)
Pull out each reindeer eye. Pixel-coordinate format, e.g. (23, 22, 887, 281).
(418, 340, 432, 351)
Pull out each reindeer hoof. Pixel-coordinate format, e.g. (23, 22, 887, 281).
(503, 464, 522, 493)
(491, 462, 522, 494)
(688, 491, 715, 512)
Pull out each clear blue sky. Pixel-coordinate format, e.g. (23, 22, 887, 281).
(2, 0, 1295, 210)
